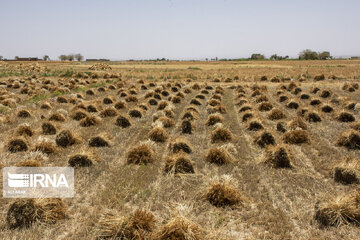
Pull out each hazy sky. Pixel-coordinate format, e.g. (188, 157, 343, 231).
(1, 0, 359, 60)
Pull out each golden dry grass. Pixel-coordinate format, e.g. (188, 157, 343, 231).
(1, 59, 360, 239)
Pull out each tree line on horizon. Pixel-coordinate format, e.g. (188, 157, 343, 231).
(249, 49, 332, 60)
(58, 54, 84, 61)
(0, 49, 345, 62)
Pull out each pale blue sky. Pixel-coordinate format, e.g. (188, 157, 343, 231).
(0, 0, 359, 60)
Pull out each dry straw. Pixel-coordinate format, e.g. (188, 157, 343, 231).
(286, 101, 299, 109)
(321, 105, 334, 113)
(337, 112, 355, 122)
(115, 115, 132, 128)
(267, 109, 286, 120)
(49, 112, 66, 122)
(69, 149, 102, 167)
(164, 154, 195, 174)
(204, 175, 246, 208)
(71, 110, 88, 121)
(333, 158, 360, 184)
(247, 119, 264, 131)
(205, 147, 233, 165)
(55, 130, 80, 148)
(190, 98, 202, 106)
(239, 105, 252, 113)
(7, 198, 67, 229)
(16, 159, 41, 167)
(337, 130, 360, 150)
(315, 191, 360, 227)
(169, 137, 193, 154)
(17, 109, 31, 118)
(264, 144, 292, 168)
(305, 111, 322, 123)
(153, 216, 204, 240)
(127, 144, 155, 165)
(258, 102, 273, 112)
(182, 111, 198, 121)
(96, 209, 155, 239)
(208, 105, 227, 114)
(128, 108, 143, 118)
(17, 124, 34, 137)
(283, 130, 309, 144)
(148, 127, 168, 143)
(278, 95, 288, 102)
(88, 133, 113, 147)
(87, 104, 98, 113)
(114, 101, 126, 110)
(156, 116, 175, 128)
(254, 131, 276, 148)
(288, 116, 307, 130)
(205, 114, 223, 126)
(80, 116, 101, 127)
(100, 107, 117, 118)
(42, 122, 57, 135)
(34, 140, 58, 155)
(8, 137, 29, 153)
(211, 126, 232, 143)
(181, 120, 193, 134)
(242, 112, 254, 122)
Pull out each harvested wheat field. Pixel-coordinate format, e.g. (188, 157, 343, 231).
(1, 59, 360, 240)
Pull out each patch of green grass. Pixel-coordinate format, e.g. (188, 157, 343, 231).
(50, 90, 64, 97)
(0, 70, 28, 77)
(185, 74, 198, 80)
(160, 75, 171, 79)
(146, 75, 154, 79)
(164, 68, 177, 72)
(325, 65, 346, 68)
(61, 69, 76, 77)
(0, 71, 11, 78)
(187, 66, 202, 70)
(73, 86, 87, 92)
(0, 106, 10, 114)
(125, 74, 133, 79)
(27, 94, 48, 104)
(38, 69, 77, 77)
(89, 81, 108, 88)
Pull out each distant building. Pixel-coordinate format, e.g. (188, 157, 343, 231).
(86, 59, 110, 61)
(15, 57, 41, 61)
(4, 57, 41, 61)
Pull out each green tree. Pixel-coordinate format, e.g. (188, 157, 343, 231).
(59, 55, 67, 61)
(0, 56, 3, 60)
(43, 55, 50, 61)
(299, 49, 319, 60)
(270, 54, 278, 60)
(15, 56, 19, 60)
(319, 51, 331, 60)
(250, 53, 265, 60)
(75, 53, 84, 61)
(270, 54, 290, 60)
(67, 54, 75, 61)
